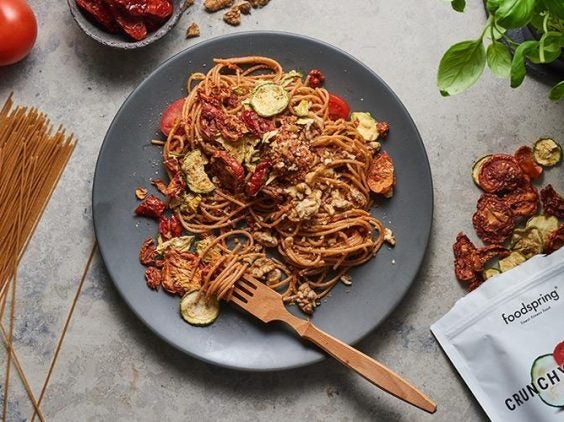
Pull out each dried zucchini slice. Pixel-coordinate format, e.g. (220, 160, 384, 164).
(471, 155, 492, 187)
(181, 150, 215, 194)
(499, 251, 527, 272)
(250, 83, 289, 117)
(510, 227, 543, 259)
(179, 290, 220, 326)
(482, 268, 501, 280)
(526, 215, 559, 242)
(533, 138, 562, 167)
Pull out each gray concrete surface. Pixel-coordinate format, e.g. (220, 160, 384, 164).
(1, 1, 563, 421)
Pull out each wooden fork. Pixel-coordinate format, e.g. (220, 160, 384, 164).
(228, 274, 437, 414)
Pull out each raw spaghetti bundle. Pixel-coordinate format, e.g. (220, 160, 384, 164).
(0, 94, 75, 421)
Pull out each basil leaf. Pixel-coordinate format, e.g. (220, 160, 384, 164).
(541, 0, 564, 19)
(510, 40, 538, 88)
(451, 0, 466, 12)
(487, 42, 513, 78)
(485, 21, 507, 40)
(527, 34, 562, 64)
(438, 40, 486, 96)
(496, 0, 536, 29)
(548, 80, 564, 100)
(486, 0, 503, 13)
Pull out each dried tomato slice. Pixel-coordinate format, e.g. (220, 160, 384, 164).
(139, 237, 157, 266)
(477, 154, 525, 193)
(76, 0, 119, 33)
(307, 69, 325, 88)
(540, 184, 564, 218)
(376, 121, 390, 139)
(240, 110, 274, 137)
(476, 244, 510, 268)
(161, 250, 202, 295)
(501, 183, 539, 219)
(472, 194, 515, 244)
(453, 233, 480, 283)
(159, 215, 183, 241)
(247, 161, 271, 196)
(544, 225, 564, 254)
(367, 151, 395, 195)
(151, 178, 168, 195)
(210, 150, 245, 192)
(164, 157, 180, 175)
(164, 172, 186, 200)
(134, 194, 166, 218)
(514, 145, 543, 180)
(144, 267, 161, 289)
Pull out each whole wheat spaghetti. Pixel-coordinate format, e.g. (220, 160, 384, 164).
(136, 57, 395, 321)
(0, 94, 75, 421)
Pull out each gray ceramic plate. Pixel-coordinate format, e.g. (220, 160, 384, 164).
(93, 31, 433, 371)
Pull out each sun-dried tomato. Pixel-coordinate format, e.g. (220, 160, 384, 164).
(134, 194, 166, 218)
(540, 184, 564, 218)
(307, 69, 325, 88)
(161, 250, 202, 295)
(501, 183, 538, 219)
(110, 4, 148, 41)
(367, 151, 395, 195)
(151, 179, 168, 195)
(76, 0, 119, 33)
(164, 157, 180, 175)
(217, 113, 248, 142)
(164, 172, 186, 200)
(159, 215, 183, 241)
(376, 121, 390, 139)
(472, 194, 515, 244)
(478, 154, 525, 193)
(246, 160, 271, 196)
(210, 150, 245, 192)
(144, 266, 161, 289)
(453, 233, 481, 283)
(452, 232, 508, 290)
(139, 237, 158, 266)
(544, 225, 564, 254)
(514, 145, 543, 180)
(240, 110, 274, 137)
(111, 0, 173, 19)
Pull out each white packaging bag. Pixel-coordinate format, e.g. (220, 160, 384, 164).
(431, 248, 564, 422)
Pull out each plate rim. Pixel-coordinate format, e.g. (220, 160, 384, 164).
(92, 30, 434, 372)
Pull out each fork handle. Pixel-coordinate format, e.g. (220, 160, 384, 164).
(291, 319, 436, 413)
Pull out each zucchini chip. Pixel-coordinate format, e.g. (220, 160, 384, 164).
(533, 138, 562, 167)
(510, 227, 543, 259)
(471, 155, 492, 187)
(250, 83, 289, 117)
(526, 214, 559, 242)
(180, 290, 220, 326)
(499, 251, 527, 272)
(482, 268, 501, 280)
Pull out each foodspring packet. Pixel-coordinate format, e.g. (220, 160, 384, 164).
(431, 247, 564, 422)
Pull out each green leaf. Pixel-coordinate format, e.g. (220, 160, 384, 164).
(451, 0, 466, 12)
(438, 40, 486, 96)
(510, 40, 538, 88)
(485, 20, 507, 40)
(496, 0, 536, 29)
(527, 34, 563, 63)
(548, 80, 564, 100)
(487, 42, 513, 77)
(486, 0, 503, 14)
(541, 0, 564, 19)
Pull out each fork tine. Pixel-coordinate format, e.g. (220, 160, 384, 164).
(229, 290, 248, 307)
(238, 276, 258, 290)
(233, 282, 254, 298)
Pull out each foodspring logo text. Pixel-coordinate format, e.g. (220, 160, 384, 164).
(502, 288, 560, 325)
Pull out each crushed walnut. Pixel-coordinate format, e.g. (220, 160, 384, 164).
(384, 228, 396, 246)
(295, 283, 318, 314)
(248, 0, 269, 7)
(184, 0, 195, 7)
(294, 189, 322, 220)
(223, 7, 241, 25)
(234, 0, 251, 14)
(252, 230, 279, 248)
(186, 22, 200, 38)
(204, 0, 233, 12)
(249, 257, 277, 279)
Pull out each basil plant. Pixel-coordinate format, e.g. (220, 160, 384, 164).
(438, 0, 564, 100)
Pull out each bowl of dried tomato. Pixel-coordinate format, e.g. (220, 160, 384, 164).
(68, 0, 187, 49)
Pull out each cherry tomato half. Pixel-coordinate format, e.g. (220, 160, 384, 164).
(328, 94, 350, 120)
(0, 0, 37, 66)
(159, 98, 185, 136)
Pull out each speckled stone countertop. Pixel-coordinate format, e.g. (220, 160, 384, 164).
(1, 1, 563, 421)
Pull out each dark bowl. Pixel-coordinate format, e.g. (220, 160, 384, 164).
(67, 0, 187, 49)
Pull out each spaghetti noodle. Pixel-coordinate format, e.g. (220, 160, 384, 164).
(137, 56, 395, 318)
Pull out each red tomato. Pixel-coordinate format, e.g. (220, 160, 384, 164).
(328, 94, 350, 120)
(554, 341, 564, 367)
(159, 98, 185, 136)
(0, 0, 37, 66)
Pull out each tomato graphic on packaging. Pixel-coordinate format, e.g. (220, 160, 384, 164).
(554, 341, 564, 368)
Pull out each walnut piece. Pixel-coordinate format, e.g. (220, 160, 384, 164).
(204, 0, 234, 12)
(248, 0, 269, 7)
(186, 22, 200, 38)
(223, 7, 241, 25)
(135, 187, 148, 200)
(384, 228, 396, 246)
(234, 1, 251, 14)
(295, 283, 318, 314)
